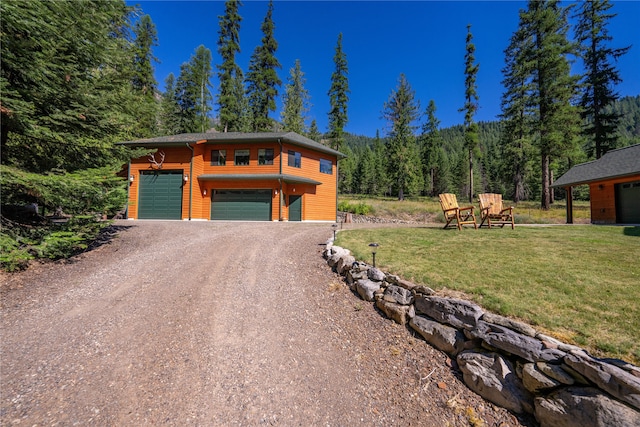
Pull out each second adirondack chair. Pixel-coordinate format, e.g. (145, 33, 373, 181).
(439, 193, 477, 230)
(478, 193, 515, 229)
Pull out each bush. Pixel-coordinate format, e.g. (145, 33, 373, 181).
(338, 201, 372, 216)
(0, 215, 110, 271)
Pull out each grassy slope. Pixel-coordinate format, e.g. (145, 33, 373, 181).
(335, 197, 638, 364)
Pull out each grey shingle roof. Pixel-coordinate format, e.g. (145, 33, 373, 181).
(117, 131, 346, 158)
(552, 143, 640, 187)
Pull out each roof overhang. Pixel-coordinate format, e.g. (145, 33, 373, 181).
(197, 173, 322, 186)
(117, 132, 346, 158)
(551, 171, 640, 188)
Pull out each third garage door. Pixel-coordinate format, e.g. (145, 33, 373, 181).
(211, 190, 272, 221)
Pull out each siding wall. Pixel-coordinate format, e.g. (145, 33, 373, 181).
(127, 140, 338, 221)
(589, 175, 640, 224)
(281, 143, 337, 221)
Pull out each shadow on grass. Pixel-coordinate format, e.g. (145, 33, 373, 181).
(623, 226, 640, 237)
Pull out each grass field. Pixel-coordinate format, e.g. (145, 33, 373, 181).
(335, 224, 640, 364)
(338, 195, 592, 224)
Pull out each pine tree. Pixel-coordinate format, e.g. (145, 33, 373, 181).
(245, 0, 281, 132)
(131, 14, 160, 137)
(522, 0, 581, 209)
(372, 131, 390, 196)
(233, 70, 253, 132)
(421, 100, 445, 196)
(281, 59, 311, 134)
(460, 24, 480, 203)
(382, 74, 423, 200)
(175, 45, 213, 133)
(500, 13, 535, 202)
(1, 0, 137, 172)
(307, 119, 321, 142)
(327, 33, 350, 151)
(216, 0, 243, 132)
(159, 73, 181, 135)
(575, 0, 630, 159)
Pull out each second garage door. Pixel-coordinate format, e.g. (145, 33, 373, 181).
(211, 190, 272, 221)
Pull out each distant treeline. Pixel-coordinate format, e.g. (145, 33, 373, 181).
(338, 95, 640, 202)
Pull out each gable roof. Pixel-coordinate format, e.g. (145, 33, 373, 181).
(117, 131, 346, 158)
(552, 143, 640, 188)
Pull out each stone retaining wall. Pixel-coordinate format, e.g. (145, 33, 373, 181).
(323, 242, 640, 427)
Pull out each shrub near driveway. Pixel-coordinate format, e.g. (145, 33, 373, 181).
(335, 225, 640, 364)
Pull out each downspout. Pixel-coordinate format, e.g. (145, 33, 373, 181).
(278, 138, 283, 221)
(186, 143, 194, 221)
(126, 159, 131, 219)
(335, 157, 339, 223)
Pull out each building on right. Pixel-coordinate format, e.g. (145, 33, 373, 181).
(552, 143, 640, 224)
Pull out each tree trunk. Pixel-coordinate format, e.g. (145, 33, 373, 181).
(468, 148, 474, 203)
(550, 170, 555, 204)
(541, 153, 550, 210)
(430, 168, 435, 197)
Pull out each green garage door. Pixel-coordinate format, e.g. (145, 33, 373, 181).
(138, 171, 184, 219)
(616, 181, 640, 224)
(212, 190, 272, 221)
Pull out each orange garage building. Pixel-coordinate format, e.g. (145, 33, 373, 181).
(118, 132, 344, 222)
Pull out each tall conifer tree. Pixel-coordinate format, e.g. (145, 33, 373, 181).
(500, 14, 535, 202)
(175, 45, 213, 133)
(216, 0, 243, 132)
(460, 24, 480, 203)
(246, 0, 281, 132)
(421, 100, 445, 197)
(327, 33, 350, 151)
(382, 74, 423, 200)
(159, 73, 181, 135)
(281, 59, 310, 134)
(131, 14, 159, 137)
(575, 0, 630, 159)
(522, 0, 580, 209)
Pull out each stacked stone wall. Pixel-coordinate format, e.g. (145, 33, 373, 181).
(324, 242, 640, 427)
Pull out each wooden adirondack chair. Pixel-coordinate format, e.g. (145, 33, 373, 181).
(438, 193, 477, 230)
(478, 193, 515, 229)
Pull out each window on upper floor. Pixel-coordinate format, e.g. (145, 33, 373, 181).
(320, 159, 333, 174)
(235, 149, 250, 166)
(288, 150, 301, 168)
(258, 148, 274, 165)
(211, 149, 226, 166)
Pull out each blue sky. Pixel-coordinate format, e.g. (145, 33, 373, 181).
(130, 1, 640, 137)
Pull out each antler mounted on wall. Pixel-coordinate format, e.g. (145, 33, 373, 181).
(148, 151, 165, 169)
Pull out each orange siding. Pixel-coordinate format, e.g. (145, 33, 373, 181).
(589, 175, 640, 224)
(202, 143, 280, 175)
(281, 143, 337, 221)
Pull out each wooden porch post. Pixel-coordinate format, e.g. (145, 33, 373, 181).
(565, 186, 573, 224)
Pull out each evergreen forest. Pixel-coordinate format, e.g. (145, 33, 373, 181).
(1, 0, 639, 269)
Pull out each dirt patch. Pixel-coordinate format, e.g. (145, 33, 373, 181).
(1, 221, 534, 426)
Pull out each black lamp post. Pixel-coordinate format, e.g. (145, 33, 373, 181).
(332, 223, 338, 240)
(368, 242, 379, 267)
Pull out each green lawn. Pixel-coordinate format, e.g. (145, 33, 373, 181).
(335, 225, 640, 364)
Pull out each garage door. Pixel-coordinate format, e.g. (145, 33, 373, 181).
(138, 171, 184, 219)
(211, 190, 272, 221)
(616, 181, 640, 224)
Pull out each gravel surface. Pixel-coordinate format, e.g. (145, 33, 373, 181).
(1, 221, 534, 426)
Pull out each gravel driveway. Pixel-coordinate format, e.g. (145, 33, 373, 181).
(1, 221, 531, 426)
